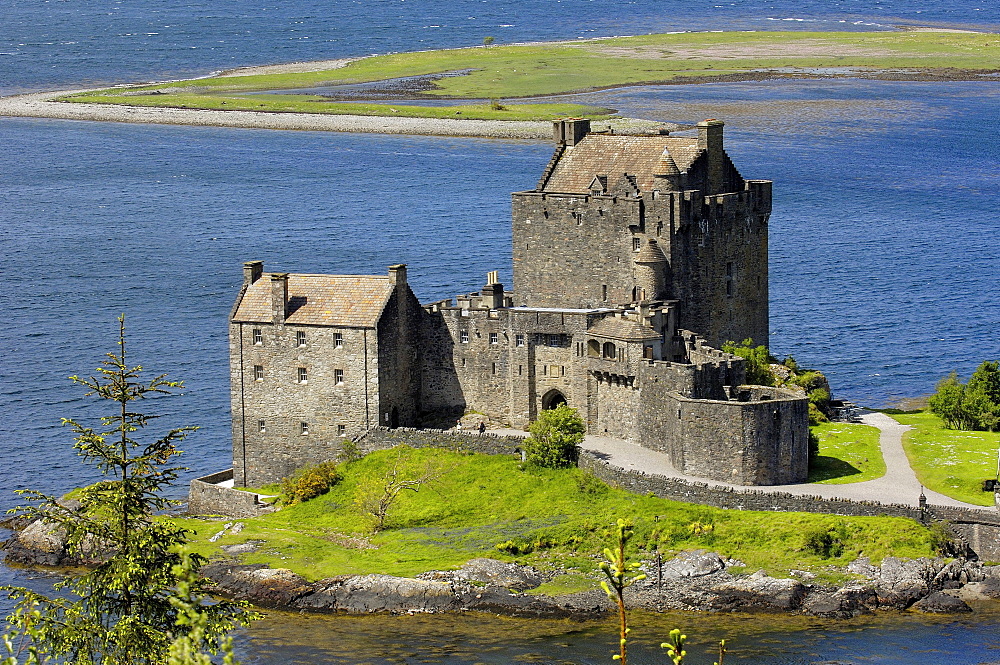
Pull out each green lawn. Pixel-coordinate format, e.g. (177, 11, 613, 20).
(890, 412, 1000, 506)
(808, 422, 885, 484)
(59, 30, 1000, 120)
(176, 446, 938, 586)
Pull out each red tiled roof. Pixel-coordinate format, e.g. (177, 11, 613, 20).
(542, 135, 702, 193)
(232, 273, 394, 328)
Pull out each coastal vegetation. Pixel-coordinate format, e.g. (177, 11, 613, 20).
(177, 446, 940, 587)
(58, 30, 1000, 121)
(892, 411, 1000, 507)
(2, 317, 253, 664)
(929, 361, 1000, 432)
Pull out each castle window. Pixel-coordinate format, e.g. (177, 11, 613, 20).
(296, 330, 306, 347)
(542, 365, 547, 376)
(337, 424, 346, 436)
(560, 366, 565, 377)
(257, 419, 266, 433)
(515, 334, 525, 347)
(588, 340, 600, 357)
(633, 237, 641, 251)
(300, 422, 310, 435)
(490, 332, 498, 345)
(492, 363, 497, 374)
(334, 369, 344, 385)
(334, 332, 343, 348)
(252, 328, 262, 345)
(602, 285, 608, 302)
(460, 329, 469, 344)
(462, 357, 467, 368)
(603, 342, 616, 359)
(518, 365, 523, 375)
(253, 365, 264, 381)
(548, 334, 560, 347)
(297, 367, 308, 383)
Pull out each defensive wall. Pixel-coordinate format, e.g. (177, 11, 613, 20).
(187, 469, 271, 518)
(189, 428, 1000, 560)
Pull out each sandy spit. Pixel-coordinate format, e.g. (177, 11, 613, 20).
(0, 89, 663, 139)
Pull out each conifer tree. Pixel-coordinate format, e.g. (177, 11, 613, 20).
(3, 316, 253, 664)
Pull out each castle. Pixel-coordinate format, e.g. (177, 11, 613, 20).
(228, 119, 809, 488)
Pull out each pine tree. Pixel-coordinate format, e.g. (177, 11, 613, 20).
(3, 316, 254, 664)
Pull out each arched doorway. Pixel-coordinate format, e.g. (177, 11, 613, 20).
(541, 389, 567, 411)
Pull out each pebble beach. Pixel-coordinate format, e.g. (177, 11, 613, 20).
(0, 87, 664, 139)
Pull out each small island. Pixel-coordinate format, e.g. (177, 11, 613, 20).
(1, 29, 997, 137)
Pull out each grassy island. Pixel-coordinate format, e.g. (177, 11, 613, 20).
(177, 446, 940, 589)
(61, 30, 999, 121)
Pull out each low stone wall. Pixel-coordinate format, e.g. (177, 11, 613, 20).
(579, 452, 1000, 558)
(355, 426, 526, 457)
(187, 469, 267, 518)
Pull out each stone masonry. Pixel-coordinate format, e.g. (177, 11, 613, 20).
(227, 119, 809, 488)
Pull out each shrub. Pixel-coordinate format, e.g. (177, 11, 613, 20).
(722, 338, 774, 386)
(523, 404, 585, 468)
(803, 524, 846, 558)
(280, 460, 342, 506)
(808, 402, 828, 426)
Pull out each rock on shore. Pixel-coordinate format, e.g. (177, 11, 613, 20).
(4, 522, 989, 618)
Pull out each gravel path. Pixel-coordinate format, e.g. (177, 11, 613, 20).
(0, 89, 663, 139)
(495, 413, 989, 510)
(580, 412, 987, 509)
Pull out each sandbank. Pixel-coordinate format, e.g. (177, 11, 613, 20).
(0, 89, 665, 138)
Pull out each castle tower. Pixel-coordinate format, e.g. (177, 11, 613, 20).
(511, 118, 771, 347)
(633, 239, 668, 302)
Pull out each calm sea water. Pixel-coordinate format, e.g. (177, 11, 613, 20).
(1, 0, 999, 662)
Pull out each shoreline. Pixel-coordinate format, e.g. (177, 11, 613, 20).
(2, 62, 995, 138)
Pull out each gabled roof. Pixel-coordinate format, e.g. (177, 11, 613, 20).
(232, 273, 395, 328)
(542, 135, 703, 194)
(588, 316, 661, 342)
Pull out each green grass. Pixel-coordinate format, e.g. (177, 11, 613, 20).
(890, 412, 1000, 506)
(808, 422, 885, 484)
(59, 30, 1000, 120)
(175, 446, 939, 587)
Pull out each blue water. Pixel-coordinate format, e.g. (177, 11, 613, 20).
(1, 1, 999, 662)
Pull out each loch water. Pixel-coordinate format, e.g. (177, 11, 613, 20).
(1, 1, 999, 662)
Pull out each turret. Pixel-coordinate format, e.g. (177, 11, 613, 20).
(633, 239, 668, 301)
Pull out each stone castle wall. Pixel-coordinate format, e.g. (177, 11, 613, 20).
(231, 320, 380, 487)
(511, 191, 641, 309)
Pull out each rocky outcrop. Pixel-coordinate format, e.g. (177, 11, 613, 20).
(5, 524, 994, 618)
(200, 559, 607, 618)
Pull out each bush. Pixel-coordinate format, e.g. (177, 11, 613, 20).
(803, 524, 846, 558)
(280, 460, 342, 506)
(722, 338, 774, 386)
(523, 404, 585, 468)
(808, 402, 828, 426)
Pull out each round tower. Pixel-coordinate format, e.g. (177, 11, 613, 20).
(633, 239, 668, 302)
(652, 148, 682, 191)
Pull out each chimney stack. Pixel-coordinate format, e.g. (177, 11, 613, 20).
(388, 264, 407, 288)
(553, 118, 590, 146)
(243, 260, 263, 285)
(483, 271, 505, 310)
(270, 273, 289, 324)
(697, 119, 725, 195)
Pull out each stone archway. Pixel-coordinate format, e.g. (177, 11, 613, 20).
(541, 389, 567, 411)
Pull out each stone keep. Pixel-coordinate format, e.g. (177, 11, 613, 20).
(229, 119, 809, 488)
